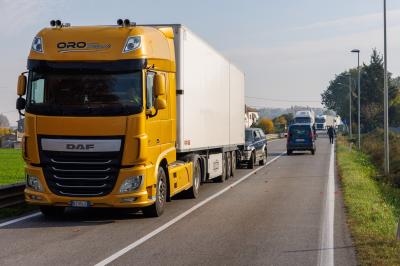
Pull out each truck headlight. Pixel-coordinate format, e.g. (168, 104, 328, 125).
(119, 175, 143, 193)
(123, 36, 141, 53)
(31, 36, 43, 53)
(26, 175, 44, 192)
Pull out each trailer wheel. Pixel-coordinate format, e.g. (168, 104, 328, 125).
(40, 206, 65, 217)
(186, 157, 201, 198)
(215, 153, 227, 183)
(142, 166, 167, 217)
(226, 152, 232, 180)
(231, 151, 237, 177)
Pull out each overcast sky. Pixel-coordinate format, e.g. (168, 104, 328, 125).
(1, 0, 400, 125)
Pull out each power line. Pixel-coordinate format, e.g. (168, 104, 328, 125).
(245, 96, 321, 103)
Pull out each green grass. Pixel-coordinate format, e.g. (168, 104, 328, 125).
(0, 149, 25, 185)
(337, 139, 400, 266)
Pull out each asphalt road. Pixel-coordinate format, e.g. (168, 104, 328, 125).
(0, 135, 356, 266)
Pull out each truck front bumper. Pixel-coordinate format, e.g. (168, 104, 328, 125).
(24, 164, 156, 208)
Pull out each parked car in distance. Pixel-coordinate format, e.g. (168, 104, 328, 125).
(239, 128, 268, 169)
(287, 124, 316, 155)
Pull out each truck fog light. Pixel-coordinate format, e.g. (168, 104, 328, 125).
(26, 175, 44, 192)
(119, 175, 143, 193)
(30, 195, 42, 200)
(120, 197, 137, 203)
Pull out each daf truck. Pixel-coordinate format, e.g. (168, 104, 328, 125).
(16, 20, 245, 217)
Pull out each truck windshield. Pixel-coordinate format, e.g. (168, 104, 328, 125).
(294, 117, 311, 124)
(26, 71, 143, 116)
(315, 118, 326, 123)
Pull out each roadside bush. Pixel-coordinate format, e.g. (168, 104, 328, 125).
(361, 129, 400, 186)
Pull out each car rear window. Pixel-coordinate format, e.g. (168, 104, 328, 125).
(290, 126, 311, 136)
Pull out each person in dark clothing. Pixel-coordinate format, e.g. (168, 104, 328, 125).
(327, 126, 336, 144)
(312, 124, 317, 140)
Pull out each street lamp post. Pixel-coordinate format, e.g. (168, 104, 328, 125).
(337, 76, 352, 139)
(351, 49, 361, 149)
(348, 74, 352, 139)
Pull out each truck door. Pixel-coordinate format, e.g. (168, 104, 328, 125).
(145, 72, 161, 165)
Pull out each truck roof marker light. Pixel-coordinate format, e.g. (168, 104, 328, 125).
(31, 36, 43, 53)
(50, 20, 56, 27)
(123, 36, 141, 53)
(117, 19, 123, 26)
(55, 20, 62, 27)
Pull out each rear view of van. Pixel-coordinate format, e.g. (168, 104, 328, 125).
(287, 124, 316, 155)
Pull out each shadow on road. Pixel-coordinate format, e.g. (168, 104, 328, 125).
(3, 207, 145, 229)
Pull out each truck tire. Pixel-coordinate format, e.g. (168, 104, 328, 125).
(226, 152, 232, 180)
(186, 156, 201, 198)
(259, 148, 267, 165)
(40, 206, 65, 217)
(247, 152, 255, 169)
(311, 149, 315, 155)
(143, 166, 167, 217)
(215, 153, 227, 183)
(231, 151, 237, 177)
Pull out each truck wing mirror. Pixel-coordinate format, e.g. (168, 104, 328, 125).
(154, 74, 166, 96)
(16, 97, 26, 111)
(17, 74, 27, 96)
(155, 98, 167, 110)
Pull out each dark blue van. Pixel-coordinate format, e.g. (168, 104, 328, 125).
(287, 124, 316, 155)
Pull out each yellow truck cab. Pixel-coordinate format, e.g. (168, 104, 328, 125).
(16, 19, 244, 217)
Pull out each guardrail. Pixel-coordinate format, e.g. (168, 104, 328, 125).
(0, 183, 25, 208)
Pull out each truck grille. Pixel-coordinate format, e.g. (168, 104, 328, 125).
(39, 137, 123, 197)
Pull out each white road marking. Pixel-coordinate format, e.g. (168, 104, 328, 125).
(0, 212, 41, 228)
(95, 152, 285, 266)
(318, 143, 335, 266)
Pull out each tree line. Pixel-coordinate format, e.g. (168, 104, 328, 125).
(321, 49, 400, 133)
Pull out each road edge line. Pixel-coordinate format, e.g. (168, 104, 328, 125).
(94, 152, 285, 266)
(0, 212, 41, 228)
(318, 143, 335, 266)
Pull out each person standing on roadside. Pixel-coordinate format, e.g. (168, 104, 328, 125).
(327, 126, 336, 144)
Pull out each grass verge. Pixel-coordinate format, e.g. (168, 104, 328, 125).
(0, 148, 24, 185)
(337, 138, 400, 265)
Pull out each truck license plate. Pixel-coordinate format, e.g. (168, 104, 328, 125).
(296, 139, 305, 142)
(70, 201, 91, 208)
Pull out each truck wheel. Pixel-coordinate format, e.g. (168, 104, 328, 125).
(143, 166, 167, 217)
(40, 206, 65, 217)
(231, 151, 237, 177)
(186, 158, 201, 198)
(311, 149, 315, 155)
(259, 148, 267, 165)
(215, 153, 227, 183)
(226, 152, 232, 180)
(247, 152, 255, 169)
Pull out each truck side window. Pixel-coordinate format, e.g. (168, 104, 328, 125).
(31, 78, 45, 104)
(146, 72, 155, 109)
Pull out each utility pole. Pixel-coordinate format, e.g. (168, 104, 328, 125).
(383, 0, 389, 175)
(351, 49, 361, 149)
(349, 74, 352, 139)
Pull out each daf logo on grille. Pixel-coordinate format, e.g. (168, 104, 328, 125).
(66, 144, 95, 150)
